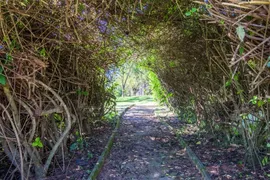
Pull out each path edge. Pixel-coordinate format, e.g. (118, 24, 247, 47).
(161, 120, 211, 180)
(88, 104, 135, 180)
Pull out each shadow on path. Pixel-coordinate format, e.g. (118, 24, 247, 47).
(98, 103, 201, 180)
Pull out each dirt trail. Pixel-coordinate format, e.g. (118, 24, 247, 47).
(98, 103, 201, 180)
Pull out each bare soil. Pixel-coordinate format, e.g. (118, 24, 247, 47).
(42, 125, 113, 180)
(182, 132, 270, 180)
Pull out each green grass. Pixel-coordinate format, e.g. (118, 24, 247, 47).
(116, 95, 154, 112)
(116, 95, 153, 103)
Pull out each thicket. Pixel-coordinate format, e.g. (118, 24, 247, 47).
(139, 0, 270, 169)
(0, 1, 126, 179)
(0, 0, 269, 179)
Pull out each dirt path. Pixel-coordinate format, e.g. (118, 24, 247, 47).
(98, 103, 201, 180)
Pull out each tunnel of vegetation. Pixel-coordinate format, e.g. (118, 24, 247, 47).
(0, 0, 269, 179)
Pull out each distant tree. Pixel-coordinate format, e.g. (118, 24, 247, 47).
(114, 61, 150, 97)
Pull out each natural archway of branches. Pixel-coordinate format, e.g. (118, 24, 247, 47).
(0, 0, 269, 179)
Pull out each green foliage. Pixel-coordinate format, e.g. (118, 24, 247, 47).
(185, 7, 197, 17)
(104, 111, 117, 124)
(0, 66, 6, 85)
(70, 131, 85, 151)
(32, 137, 43, 148)
(87, 151, 93, 159)
(249, 96, 258, 105)
(257, 100, 265, 107)
(0, 52, 14, 85)
(225, 80, 231, 87)
(232, 127, 239, 136)
(113, 61, 151, 97)
(39, 48, 46, 57)
(179, 106, 197, 124)
(116, 96, 153, 108)
(262, 156, 268, 166)
(54, 113, 63, 121)
(77, 89, 89, 96)
(53, 113, 66, 129)
(219, 20, 225, 25)
(169, 61, 176, 68)
(206, 4, 213, 9)
(239, 46, 244, 55)
(148, 71, 170, 105)
(20, 0, 29, 6)
(248, 60, 256, 69)
(5, 53, 13, 63)
(78, 3, 85, 14)
(8, 39, 20, 51)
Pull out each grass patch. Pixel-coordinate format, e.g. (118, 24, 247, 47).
(116, 95, 153, 103)
(116, 95, 154, 111)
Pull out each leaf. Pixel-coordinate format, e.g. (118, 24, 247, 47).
(87, 152, 93, 159)
(32, 137, 43, 148)
(262, 156, 268, 166)
(206, 4, 212, 9)
(191, 8, 197, 13)
(237, 90, 243, 95)
(233, 74, 239, 81)
(236, 26, 245, 42)
(70, 143, 78, 151)
(0, 74, 6, 85)
(54, 113, 62, 121)
(267, 143, 270, 148)
(249, 96, 258, 105)
(225, 80, 231, 87)
(10, 39, 17, 50)
(3, 36, 8, 43)
(20, 1, 27, 6)
(257, 100, 264, 107)
(40, 48, 46, 57)
(78, 3, 85, 14)
(82, 91, 89, 96)
(220, 20, 225, 25)
(169, 61, 176, 68)
(196, 141, 201, 145)
(5, 53, 13, 63)
(185, 12, 192, 16)
(233, 127, 239, 135)
(248, 60, 256, 69)
(239, 46, 244, 55)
